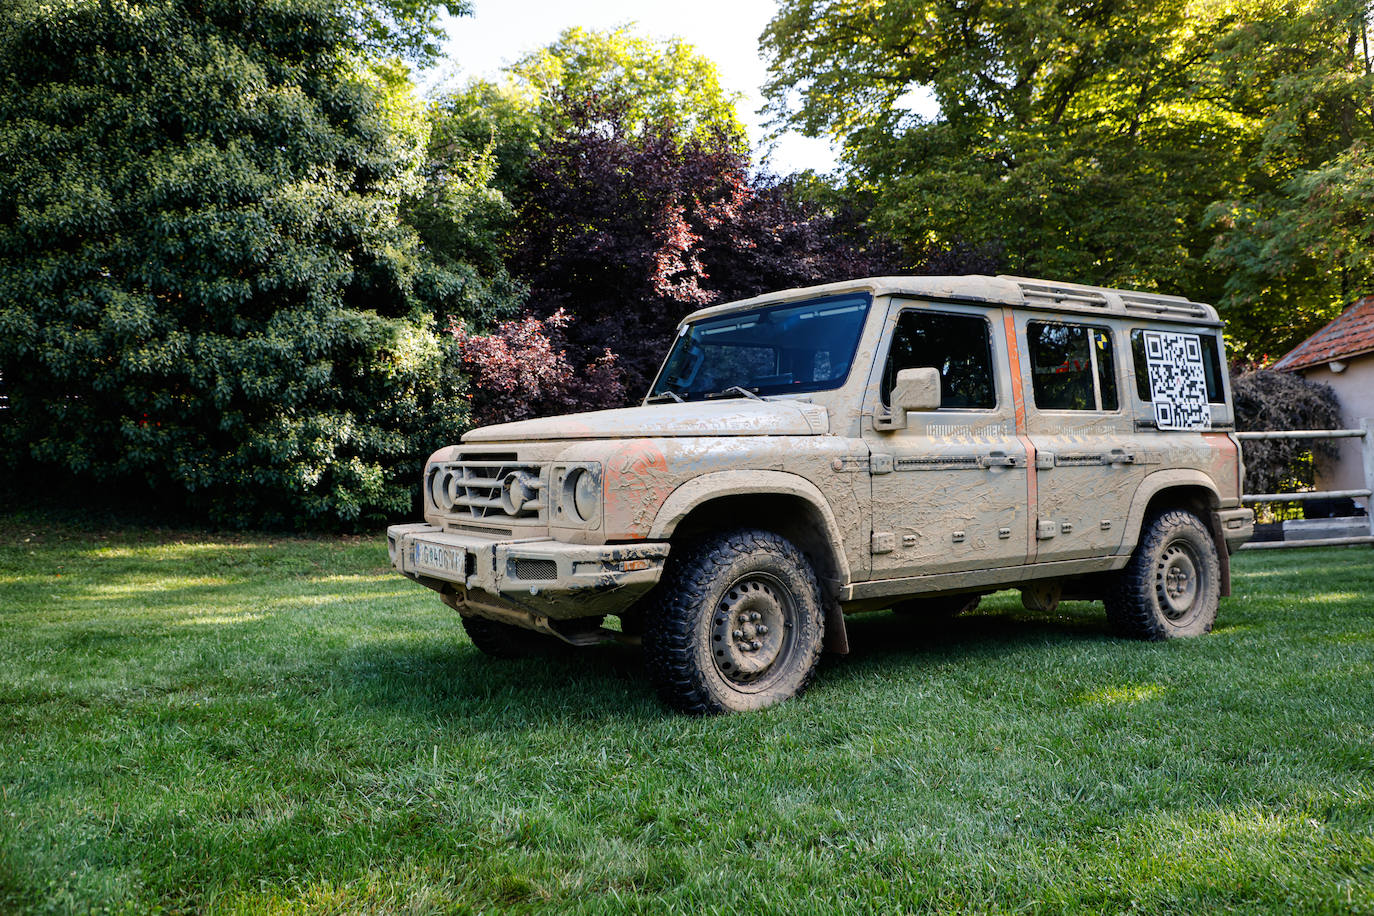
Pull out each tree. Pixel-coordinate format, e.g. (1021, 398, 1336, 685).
(1204, 0, 1374, 360)
(508, 26, 748, 147)
(0, 0, 487, 527)
(761, 0, 1374, 361)
(410, 25, 751, 311)
(404, 79, 531, 331)
(762, 0, 1242, 282)
(514, 100, 905, 398)
(342, 0, 469, 65)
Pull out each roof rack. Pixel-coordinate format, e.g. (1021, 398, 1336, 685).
(1003, 276, 1212, 321)
(1012, 280, 1109, 310)
(1118, 292, 1209, 320)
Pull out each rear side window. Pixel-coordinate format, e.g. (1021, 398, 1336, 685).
(1027, 321, 1119, 411)
(1130, 330, 1225, 403)
(882, 311, 996, 408)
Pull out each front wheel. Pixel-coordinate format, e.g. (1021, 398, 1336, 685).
(644, 530, 824, 714)
(1105, 509, 1220, 640)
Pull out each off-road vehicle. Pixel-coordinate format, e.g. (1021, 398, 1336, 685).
(387, 276, 1254, 713)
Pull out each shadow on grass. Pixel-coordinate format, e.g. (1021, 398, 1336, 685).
(844, 602, 1110, 655)
(338, 603, 1115, 722)
(337, 636, 667, 726)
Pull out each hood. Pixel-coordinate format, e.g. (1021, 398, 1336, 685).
(462, 399, 830, 443)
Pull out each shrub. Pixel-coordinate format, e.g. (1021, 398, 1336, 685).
(451, 310, 624, 428)
(1232, 369, 1342, 496)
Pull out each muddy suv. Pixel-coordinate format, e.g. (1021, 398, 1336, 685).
(387, 276, 1254, 713)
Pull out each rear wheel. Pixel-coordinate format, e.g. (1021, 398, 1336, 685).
(644, 529, 824, 714)
(1106, 509, 1220, 639)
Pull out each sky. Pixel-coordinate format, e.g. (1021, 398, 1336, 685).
(420, 0, 843, 175)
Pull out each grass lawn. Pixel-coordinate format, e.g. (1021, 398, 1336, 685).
(1, 518, 1371, 914)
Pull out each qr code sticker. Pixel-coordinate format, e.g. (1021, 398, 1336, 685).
(1143, 331, 1211, 431)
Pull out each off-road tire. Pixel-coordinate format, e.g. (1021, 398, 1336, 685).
(461, 615, 566, 659)
(1105, 509, 1220, 640)
(892, 594, 982, 617)
(644, 529, 825, 714)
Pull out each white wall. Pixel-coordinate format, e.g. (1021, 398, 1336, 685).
(1301, 356, 1374, 510)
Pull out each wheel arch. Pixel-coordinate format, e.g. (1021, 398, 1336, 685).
(1121, 470, 1231, 596)
(648, 471, 853, 653)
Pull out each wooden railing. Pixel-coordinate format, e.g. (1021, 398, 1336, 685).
(1237, 419, 1374, 549)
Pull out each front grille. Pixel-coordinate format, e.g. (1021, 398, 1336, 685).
(429, 454, 547, 524)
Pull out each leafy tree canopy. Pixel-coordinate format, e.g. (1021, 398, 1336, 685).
(507, 26, 748, 147)
(514, 99, 904, 398)
(345, 0, 470, 64)
(411, 23, 757, 338)
(761, 0, 1374, 361)
(0, 0, 492, 526)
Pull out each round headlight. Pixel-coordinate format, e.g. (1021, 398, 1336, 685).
(429, 467, 450, 511)
(500, 471, 537, 515)
(570, 467, 600, 522)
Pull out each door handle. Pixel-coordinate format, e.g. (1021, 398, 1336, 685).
(1108, 448, 1135, 465)
(980, 451, 1017, 469)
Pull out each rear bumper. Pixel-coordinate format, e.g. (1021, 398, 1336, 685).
(386, 523, 669, 621)
(1214, 507, 1255, 553)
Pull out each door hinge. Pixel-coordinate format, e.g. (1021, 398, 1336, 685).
(871, 532, 895, 554)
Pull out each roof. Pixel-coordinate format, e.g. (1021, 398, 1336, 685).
(1272, 295, 1374, 371)
(681, 274, 1221, 327)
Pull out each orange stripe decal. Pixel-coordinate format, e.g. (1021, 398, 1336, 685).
(1003, 310, 1027, 434)
(1003, 309, 1039, 562)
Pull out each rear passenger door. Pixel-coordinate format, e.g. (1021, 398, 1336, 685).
(1014, 317, 1145, 564)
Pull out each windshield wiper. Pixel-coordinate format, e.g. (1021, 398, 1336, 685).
(645, 391, 684, 404)
(703, 386, 762, 401)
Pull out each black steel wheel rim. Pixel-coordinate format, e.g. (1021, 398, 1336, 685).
(709, 571, 797, 690)
(1156, 539, 1203, 620)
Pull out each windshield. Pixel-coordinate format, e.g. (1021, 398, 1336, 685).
(648, 294, 872, 402)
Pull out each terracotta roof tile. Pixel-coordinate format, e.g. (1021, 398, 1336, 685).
(1273, 295, 1374, 371)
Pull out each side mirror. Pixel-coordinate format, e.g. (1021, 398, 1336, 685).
(893, 367, 941, 412)
(876, 367, 941, 430)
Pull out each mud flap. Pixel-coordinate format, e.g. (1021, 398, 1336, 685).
(1208, 513, 1232, 598)
(822, 598, 849, 654)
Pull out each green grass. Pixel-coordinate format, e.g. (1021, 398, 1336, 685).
(1, 518, 1371, 914)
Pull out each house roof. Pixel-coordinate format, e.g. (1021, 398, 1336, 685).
(1273, 295, 1374, 371)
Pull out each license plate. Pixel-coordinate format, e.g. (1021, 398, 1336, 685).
(412, 541, 465, 576)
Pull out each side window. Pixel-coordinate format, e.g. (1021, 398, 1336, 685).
(1027, 321, 1119, 411)
(882, 310, 996, 408)
(1130, 330, 1225, 404)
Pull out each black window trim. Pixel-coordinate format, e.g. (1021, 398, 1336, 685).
(1128, 327, 1227, 406)
(880, 304, 1001, 412)
(650, 292, 875, 401)
(1025, 319, 1122, 414)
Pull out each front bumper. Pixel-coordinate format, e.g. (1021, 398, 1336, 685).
(1214, 507, 1255, 553)
(386, 523, 669, 621)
